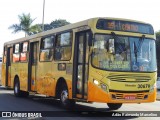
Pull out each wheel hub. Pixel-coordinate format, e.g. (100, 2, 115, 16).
(15, 84, 18, 93)
(61, 90, 68, 104)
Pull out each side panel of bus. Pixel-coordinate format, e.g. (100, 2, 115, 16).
(36, 36, 55, 96)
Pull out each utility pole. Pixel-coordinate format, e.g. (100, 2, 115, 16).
(42, 0, 45, 31)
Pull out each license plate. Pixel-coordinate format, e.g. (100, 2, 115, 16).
(124, 95, 136, 100)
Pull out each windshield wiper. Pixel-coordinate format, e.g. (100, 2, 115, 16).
(134, 35, 145, 62)
(111, 32, 125, 53)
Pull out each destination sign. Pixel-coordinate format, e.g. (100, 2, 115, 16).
(96, 19, 154, 34)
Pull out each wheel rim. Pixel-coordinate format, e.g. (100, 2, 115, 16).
(61, 90, 68, 105)
(15, 83, 18, 94)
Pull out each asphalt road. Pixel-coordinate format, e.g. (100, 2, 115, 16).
(0, 87, 160, 120)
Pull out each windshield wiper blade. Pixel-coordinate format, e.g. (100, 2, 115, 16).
(134, 41, 138, 62)
(137, 35, 145, 53)
(111, 32, 124, 53)
(133, 35, 145, 62)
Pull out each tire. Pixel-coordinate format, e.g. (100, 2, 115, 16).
(14, 78, 29, 97)
(107, 103, 122, 110)
(14, 79, 21, 97)
(60, 84, 75, 109)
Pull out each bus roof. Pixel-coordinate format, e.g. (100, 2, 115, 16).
(4, 17, 152, 46)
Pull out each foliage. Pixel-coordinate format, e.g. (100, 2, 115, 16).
(8, 13, 41, 36)
(42, 19, 70, 31)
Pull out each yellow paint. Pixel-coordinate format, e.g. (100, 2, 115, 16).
(7, 67, 11, 87)
(66, 80, 72, 99)
(88, 81, 110, 102)
(87, 81, 156, 103)
(1, 64, 6, 86)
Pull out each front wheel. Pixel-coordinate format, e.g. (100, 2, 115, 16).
(107, 103, 122, 110)
(60, 85, 75, 109)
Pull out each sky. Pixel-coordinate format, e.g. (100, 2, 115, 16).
(0, 0, 160, 55)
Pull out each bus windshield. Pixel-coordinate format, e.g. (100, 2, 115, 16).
(92, 34, 157, 72)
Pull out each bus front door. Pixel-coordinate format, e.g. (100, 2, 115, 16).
(73, 31, 89, 99)
(28, 42, 39, 92)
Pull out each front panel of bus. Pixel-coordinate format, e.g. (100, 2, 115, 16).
(87, 19, 157, 103)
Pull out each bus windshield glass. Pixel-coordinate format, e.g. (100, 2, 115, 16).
(92, 34, 157, 72)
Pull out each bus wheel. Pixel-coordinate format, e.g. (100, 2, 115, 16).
(14, 80, 21, 97)
(107, 103, 122, 110)
(60, 85, 75, 109)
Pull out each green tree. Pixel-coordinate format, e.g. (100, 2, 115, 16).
(50, 19, 70, 28)
(41, 19, 70, 31)
(9, 13, 41, 36)
(156, 31, 160, 76)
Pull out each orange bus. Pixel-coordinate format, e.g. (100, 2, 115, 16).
(1, 17, 157, 110)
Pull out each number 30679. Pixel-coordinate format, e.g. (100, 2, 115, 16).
(137, 84, 150, 88)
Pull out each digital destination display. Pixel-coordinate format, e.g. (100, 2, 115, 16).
(96, 19, 154, 34)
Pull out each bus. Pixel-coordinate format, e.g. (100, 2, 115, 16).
(1, 17, 157, 110)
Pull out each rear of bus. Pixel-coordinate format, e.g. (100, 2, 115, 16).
(88, 18, 157, 109)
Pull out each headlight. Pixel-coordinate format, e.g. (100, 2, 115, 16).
(93, 79, 99, 85)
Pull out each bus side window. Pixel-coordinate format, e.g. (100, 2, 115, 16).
(20, 42, 28, 62)
(40, 36, 54, 62)
(13, 44, 20, 63)
(3, 47, 7, 64)
(55, 32, 72, 61)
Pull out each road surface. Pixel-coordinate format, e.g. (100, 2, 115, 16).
(0, 87, 160, 120)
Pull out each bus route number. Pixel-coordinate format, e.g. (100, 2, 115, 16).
(137, 84, 150, 89)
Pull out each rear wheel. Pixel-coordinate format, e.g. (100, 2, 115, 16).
(107, 103, 122, 110)
(14, 78, 29, 97)
(14, 79, 21, 97)
(60, 84, 75, 109)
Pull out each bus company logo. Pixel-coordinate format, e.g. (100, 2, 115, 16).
(1, 112, 42, 118)
(2, 112, 11, 117)
(125, 84, 136, 87)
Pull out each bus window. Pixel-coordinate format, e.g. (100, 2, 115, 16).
(20, 42, 28, 62)
(13, 44, 20, 62)
(55, 32, 72, 60)
(3, 47, 7, 63)
(92, 34, 131, 71)
(40, 36, 54, 61)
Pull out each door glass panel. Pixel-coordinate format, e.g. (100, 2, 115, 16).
(32, 43, 37, 65)
(84, 65, 88, 95)
(77, 65, 83, 94)
(78, 35, 84, 63)
(77, 35, 84, 94)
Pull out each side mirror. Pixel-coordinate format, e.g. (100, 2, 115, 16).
(88, 32, 93, 46)
(108, 39, 115, 54)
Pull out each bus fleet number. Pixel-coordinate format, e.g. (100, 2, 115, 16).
(137, 84, 150, 89)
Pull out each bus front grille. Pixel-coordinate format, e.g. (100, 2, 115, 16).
(107, 74, 151, 82)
